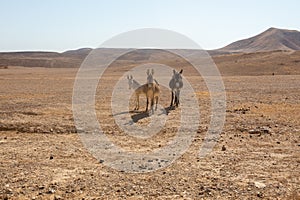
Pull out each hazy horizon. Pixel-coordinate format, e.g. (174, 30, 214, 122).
(1, 0, 299, 52)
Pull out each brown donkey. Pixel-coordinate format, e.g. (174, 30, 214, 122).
(127, 69, 160, 112)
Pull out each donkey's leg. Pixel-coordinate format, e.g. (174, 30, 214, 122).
(155, 96, 158, 110)
(135, 94, 139, 110)
(151, 95, 154, 113)
(134, 95, 137, 110)
(170, 91, 174, 107)
(178, 90, 181, 105)
(176, 90, 181, 107)
(146, 95, 149, 112)
(174, 91, 178, 107)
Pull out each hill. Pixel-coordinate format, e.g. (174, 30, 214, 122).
(218, 27, 300, 53)
(0, 48, 92, 68)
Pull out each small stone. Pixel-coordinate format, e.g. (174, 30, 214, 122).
(50, 155, 54, 160)
(99, 159, 104, 163)
(257, 192, 263, 198)
(38, 185, 45, 190)
(54, 195, 62, 200)
(249, 129, 260, 134)
(6, 188, 13, 193)
(48, 188, 55, 194)
(276, 141, 280, 144)
(260, 126, 271, 134)
(221, 145, 226, 151)
(254, 181, 266, 189)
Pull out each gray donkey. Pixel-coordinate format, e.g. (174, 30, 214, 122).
(169, 69, 183, 107)
(127, 69, 160, 112)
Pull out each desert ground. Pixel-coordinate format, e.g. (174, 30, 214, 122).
(0, 57, 300, 200)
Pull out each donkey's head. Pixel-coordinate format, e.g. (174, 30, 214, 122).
(146, 69, 155, 88)
(173, 69, 183, 88)
(127, 74, 134, 89)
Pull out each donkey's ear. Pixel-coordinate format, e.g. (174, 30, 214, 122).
(179, 69, 183, 74)
(127, 75, 129, 79)
(173, 69, 176, 74)
(130, 75, 133, 79)
(147, 69, 150, 75)
(151, 69, 154, 75)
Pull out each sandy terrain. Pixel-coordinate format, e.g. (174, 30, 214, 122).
(0, 66, 299, 200)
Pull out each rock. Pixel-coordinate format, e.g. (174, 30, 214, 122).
(36, 127, 43, 133)
(254, 181, 266, 189)
(48, 188, 55, 194)
(233, 107, 250, 114)
(38, 185, 45, 190)
(249, 129, 260, 134)
(221, 145, 226, 151)
(248, 127, 271, 134)
(261, 126, 271, 134)
(99, 159, 104, 163)
(54, 195, 62, 200)
(6, 188, 13, 194)
(49, 155, 54, 160)
(257, 191, 263, 198)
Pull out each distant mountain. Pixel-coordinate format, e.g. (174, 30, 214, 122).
(0, 48, 92, 68)
(218, 27, 300, 53)
(1, 27, 300, 72)
(62, 48, 92, 57)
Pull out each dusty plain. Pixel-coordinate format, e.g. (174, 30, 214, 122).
(0, 51, 300, 200)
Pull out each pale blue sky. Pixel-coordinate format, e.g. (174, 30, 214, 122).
(0, 0, 299, 52)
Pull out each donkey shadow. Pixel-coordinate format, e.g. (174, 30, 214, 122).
(130, 111, 150, 123)
(112, 105, 174, 124)
(112, 110, 150, 123)
(130, 106, 174, 123)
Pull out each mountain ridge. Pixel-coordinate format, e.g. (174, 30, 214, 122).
(217, 27, 300, 53)
(1, 27, 300, 73)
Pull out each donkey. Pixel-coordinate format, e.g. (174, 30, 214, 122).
(169, 69, 183, 107)
(127, 69, 160, 112)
